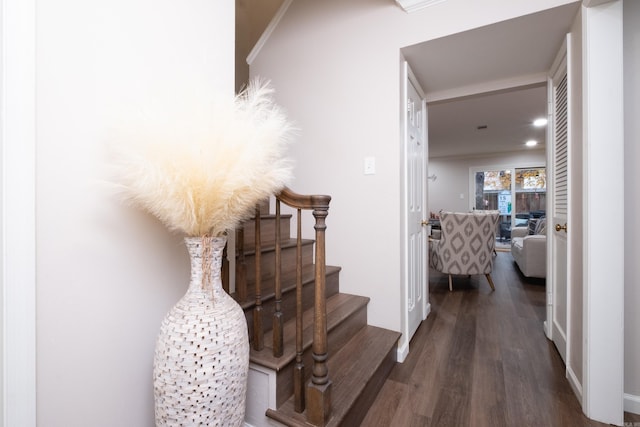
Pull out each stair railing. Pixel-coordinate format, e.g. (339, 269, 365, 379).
(276, 188, 332, 424)
(233, 187, 332, 426)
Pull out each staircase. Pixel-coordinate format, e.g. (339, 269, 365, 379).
(224, 188, 400, 427)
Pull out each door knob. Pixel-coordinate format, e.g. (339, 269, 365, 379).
(421, 220, 429, 227)
(555, 223, 567, 233)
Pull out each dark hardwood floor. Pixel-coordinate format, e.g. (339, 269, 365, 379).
(362, 251, 630, 427)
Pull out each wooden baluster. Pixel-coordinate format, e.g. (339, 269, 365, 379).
(306, 205, 331, 426)
(253, 204, 264, 351)
(235, 228, 247, 302)
(294, 208, 305, 413)
(273, 200, 284, 357)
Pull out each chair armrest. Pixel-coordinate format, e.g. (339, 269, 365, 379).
(522, 234, 546, 250)
(511, 226, 529, 239)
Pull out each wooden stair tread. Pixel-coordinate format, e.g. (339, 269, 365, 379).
(241, 237, 314, 255)
(266, 325, 401, 427)
(236, 264, 342, 309)
(249, 293, 370, 371)
(247, 212, 293, 221)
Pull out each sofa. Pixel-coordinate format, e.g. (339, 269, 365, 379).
(510, 218, 547, 278)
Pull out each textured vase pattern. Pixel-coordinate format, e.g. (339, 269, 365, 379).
(154, 236, 250, 426)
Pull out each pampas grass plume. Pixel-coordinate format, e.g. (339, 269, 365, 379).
(111, 80, 294, 236)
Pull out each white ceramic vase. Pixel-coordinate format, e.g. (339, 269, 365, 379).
(153, 235, 250, 426)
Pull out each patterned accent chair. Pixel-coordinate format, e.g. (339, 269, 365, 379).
(430, 210, 500, 291)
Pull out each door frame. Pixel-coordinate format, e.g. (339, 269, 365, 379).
(1, 0, 38, 425)
(581, 1, 624, 423)
(398, 59, 430, 362)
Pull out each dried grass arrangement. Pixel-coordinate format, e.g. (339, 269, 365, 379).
(110, 80, 295, 426)
(111, 79, 294, 237)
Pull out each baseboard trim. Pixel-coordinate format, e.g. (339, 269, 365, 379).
(423, 302, 432, 321)
(396, 339, 409, 363)
(543, 320, 551, 339)
(566, 365, 583, 403)
(624, 393, 640, 415)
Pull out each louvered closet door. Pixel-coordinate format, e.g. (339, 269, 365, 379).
(550, 40, 569, 364)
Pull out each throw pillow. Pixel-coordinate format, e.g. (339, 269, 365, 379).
(535, 218, 547, 235)
(528, 218, 538, 235)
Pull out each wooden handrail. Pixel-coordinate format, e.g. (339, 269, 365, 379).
(277, 186, 331, 210)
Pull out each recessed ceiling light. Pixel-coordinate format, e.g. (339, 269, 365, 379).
(526, 140, 538, 147)
(533, 118, 548, 127)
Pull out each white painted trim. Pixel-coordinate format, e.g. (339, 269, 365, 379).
(246, 0, 293, 66)
(425, 72, 547, 103)
(1, 0, 37, 425)
(624, 393, 640, 416)
(245, 363, 278, 427)
(567, 364, 583, 404)
(423, 302, 431, 321)
(396, 340, 409, 363)
(565, 31, 574, 394)
(399, 59, 410, 361)
(581, 1, 624, 425)
(395, 0, 446, 14)
(543, 320, 551, 339)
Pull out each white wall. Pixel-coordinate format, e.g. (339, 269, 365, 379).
(624, 0, 640, 413)
(249, 0, 575, 337)
(35, 1, 234, 426)
(428, 150, 546, 214)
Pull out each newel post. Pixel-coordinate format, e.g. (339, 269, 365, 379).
(306, 205, 332, 426)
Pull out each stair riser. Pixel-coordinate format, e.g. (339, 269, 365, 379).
(275, 305, 368, 407)
(245, 269, 341, 338)
(241, 243, 314, 285)
(240, 215, 292, 248)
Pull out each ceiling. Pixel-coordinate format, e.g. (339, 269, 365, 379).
(401, 2, 581, 158)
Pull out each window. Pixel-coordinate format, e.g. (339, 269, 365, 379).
(474, 169, 512, 212)
(472, 166, 546, 243)
(514, 167, 546, 226)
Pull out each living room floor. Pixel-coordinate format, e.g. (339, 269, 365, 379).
(362, 252, 637, 426)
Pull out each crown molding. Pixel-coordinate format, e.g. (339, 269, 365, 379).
(395, 0, 446, 13)
(247, 0, 293, 66)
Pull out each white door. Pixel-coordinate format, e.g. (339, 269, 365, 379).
(547, 37, 570, 364)
(403, 63, 428, 343)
